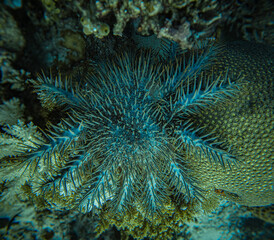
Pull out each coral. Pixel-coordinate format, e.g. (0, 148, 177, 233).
(48, 0, 271, 48)
(247, 205, 274, 224)
(77, 2, 110, 39)
(75, 0, 232, 48)
(0, 1, 272, 238)
(186, 41, 273, 207)
(0, 202, 102, 240)
(41, 0, 60, 14)
(0, 41, 273, 239)
(41, 0, 61, 22)
(0, 98, 25, 125)
(0, 121, 41, 163)
(97, 199, 200, 240)
(60, 30, 86, 62)
(0, 50, 29, 90)
(29, 0, 236, 49)
(0, 7, 25, 52)
(3, 0, 270, 79)
(227, 0, 274, 45)
(185, 201, 251, 240)
(158, 21, 193, 49)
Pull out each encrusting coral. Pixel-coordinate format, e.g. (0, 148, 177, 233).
(0, 41, 273, 239)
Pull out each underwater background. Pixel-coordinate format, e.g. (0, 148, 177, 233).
(0, 1, 273, 240)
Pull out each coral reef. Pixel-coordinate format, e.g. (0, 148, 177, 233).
(0, 98, 25, 125)
(0, 40, 273, 239)
(0, 51, 29, 90)
(0, 1, 273, 239)
(0, 200, 110, 240)
(38, 0, 231, 49)
(1, 0, 272, 77)
(189, 41, 273, 207)
(0, 8, 25, 52)
(226, 0, 274, 45)
(36, 0, 274, 49)
(0, 7, 28, 90)
(0, 42, 237, 238)
(0, 200, 272, 240)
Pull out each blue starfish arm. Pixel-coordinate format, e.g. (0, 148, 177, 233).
(175, 127, 237, 169)
(18, 120, 84, 175)
(39, 151, 90, 197)
(173, 71, 241, 116)
(162, 43, 221, 94)
(159, 39, 183, 62)
(31, 72, 85, 110)
(140, 164, 170, 217)
(167, 157, 203, 201)
(141, 174, 162, 217)
(111, 172, 135, 213)
(78, 169, 114, 213)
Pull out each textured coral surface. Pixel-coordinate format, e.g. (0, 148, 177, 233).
(189, 42, 273, 207)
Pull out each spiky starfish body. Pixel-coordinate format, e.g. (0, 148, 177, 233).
(3, 44, 241, 219)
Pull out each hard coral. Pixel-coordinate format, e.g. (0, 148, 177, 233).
(190, 42, 273, 208)
(95, 0, 230, 48)
(0, 7, 25, 52)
